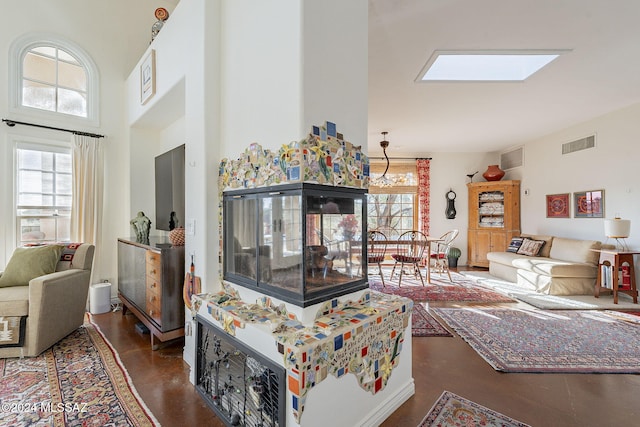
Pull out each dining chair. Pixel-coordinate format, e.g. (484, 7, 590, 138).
(366, 230, 388, 286)
(390, 230, 428, 286)
(429, 229, 459, 282)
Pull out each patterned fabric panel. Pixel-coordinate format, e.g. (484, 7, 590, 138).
(60, 243, 82, 262)
(0, 316, 27, 348)
(368, 256, 385, 263)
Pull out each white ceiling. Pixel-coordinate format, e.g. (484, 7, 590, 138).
(367, 0, 640, 156)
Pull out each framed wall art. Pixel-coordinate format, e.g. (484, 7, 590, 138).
(546, 193, 570, 218)
(140, 49, 156, 105)
(574, 189, 604, 218)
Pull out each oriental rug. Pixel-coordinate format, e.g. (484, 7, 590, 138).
(432, 307, 640, 373)
(0, 315, 159, 426)
(369, 271, 515, 303)
(418, 390, 530, 427)
(411, 303, 452, 337)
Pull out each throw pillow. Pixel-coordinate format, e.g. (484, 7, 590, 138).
(506, 237, 524, 253)
(0, 245, 64, 288)
(516, 238, 545, 257)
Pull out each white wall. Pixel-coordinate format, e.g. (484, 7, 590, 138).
(516, 102, 640, 250)
(0, 0, 178, 283)
(428, 152, 498, 266)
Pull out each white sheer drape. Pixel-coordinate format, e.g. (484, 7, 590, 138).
(71, 134, 104, 247)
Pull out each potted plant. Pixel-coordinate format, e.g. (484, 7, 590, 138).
(447, 246, 462, 268)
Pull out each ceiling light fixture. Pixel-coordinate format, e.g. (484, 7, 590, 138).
(372, 131, 393, 187)
(380, 131, 390, 178)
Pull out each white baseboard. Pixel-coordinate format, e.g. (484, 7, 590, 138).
(357, 378, 415, 427)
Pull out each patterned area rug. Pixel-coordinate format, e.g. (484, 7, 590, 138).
(0, 315, 159, 426)
(412, 304, 452, 337)
(433, 307, 640, 373)
(369, 271, 515, 303)
(418, 390, 531, 427)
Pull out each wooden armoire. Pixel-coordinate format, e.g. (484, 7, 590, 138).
(467, 180, 521, 268)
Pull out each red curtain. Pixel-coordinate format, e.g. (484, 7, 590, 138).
(417, 159, 430, 236)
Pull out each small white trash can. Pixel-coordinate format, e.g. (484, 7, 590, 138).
(90, 282, 112, 314)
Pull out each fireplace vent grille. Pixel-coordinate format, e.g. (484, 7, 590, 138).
(196, 318, 285, 427)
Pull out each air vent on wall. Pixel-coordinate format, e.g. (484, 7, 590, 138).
(562, 135, 595, 155)
(500, 146, 523, 170)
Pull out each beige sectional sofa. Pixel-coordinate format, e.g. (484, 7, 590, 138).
(486, 234, 604, 295)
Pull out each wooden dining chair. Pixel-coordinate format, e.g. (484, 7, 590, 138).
(390, 230, 428, 286)
(366, 230, 388, 286)
(429, 229, 459, 282)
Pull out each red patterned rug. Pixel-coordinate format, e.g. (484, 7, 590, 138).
(412, 303, 452, 337)
(419, 390, 530, 427)
(370, 271, 515, 303)
(0, 315, 159, 426)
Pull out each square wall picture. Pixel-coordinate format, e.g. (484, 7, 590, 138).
(574, 190, 604, 218)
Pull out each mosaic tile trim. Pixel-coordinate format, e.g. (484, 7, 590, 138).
(194, 285, 412, 424)
(279, 292, 412, 423)
(194, 282, 298, 336)
(218, 121, 370, 191)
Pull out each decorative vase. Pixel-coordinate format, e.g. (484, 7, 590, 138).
(169, 226, 185, 246)
(482, 165, 505, 181)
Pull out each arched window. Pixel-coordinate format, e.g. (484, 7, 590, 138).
(10, 33, 99, 125)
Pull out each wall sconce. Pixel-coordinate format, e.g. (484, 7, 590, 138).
(604, 216, 631, 251)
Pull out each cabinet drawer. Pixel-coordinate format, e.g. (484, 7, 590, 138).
(146, 276, 161, 295)
(147, 291, 162, 306)
(145, 249, 161, 265)
(147, 301, 162, 327)
(146, 250, 162, 280)
(146, 260, 162, 283)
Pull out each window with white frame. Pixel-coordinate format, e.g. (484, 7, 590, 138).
(16, 143, 72, 246)
(10, 33, 99, 125)
(22, 46, 88, 117)
(367, 162, 419, 239)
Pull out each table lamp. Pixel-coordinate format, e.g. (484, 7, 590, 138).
(604, 216, 631, 251)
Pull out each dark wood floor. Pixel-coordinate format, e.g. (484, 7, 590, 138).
(91, 269, 640, 427)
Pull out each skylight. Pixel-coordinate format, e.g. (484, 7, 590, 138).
(417, 50, 569, 82)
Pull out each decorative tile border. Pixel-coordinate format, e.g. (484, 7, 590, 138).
(218, 121, 369, 191)
(193, 286, 412, 423)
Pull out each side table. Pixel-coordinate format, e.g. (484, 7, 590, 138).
(593, 249, 639, 304)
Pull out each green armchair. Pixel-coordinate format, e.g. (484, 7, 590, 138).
(0, 243, 95, 358)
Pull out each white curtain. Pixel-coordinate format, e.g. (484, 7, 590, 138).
(71, 134, 104, 248)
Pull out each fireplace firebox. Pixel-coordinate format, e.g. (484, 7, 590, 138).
(223, 183, 367, 307)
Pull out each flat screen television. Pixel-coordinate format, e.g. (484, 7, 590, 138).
(155, 144, 185, 231)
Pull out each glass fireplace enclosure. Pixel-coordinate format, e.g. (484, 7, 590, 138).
(223, 183, 367, 307)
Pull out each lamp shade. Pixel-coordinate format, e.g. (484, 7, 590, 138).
(604, 218, 631, 238)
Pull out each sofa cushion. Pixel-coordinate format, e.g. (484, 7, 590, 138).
(521, 234, 554, 257)
(487, 251, 525, 266)
(549, 237, 601, 265)
(516, 238, 545, 256)
(506, 237, 524, 253)
(512, 257, 598, 278)
(0, 286, 29, 316)
(487, 251, 598, 278)
(0, 245, 64, 288)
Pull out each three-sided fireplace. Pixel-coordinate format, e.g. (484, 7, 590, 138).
(223, 183, 368, 307)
